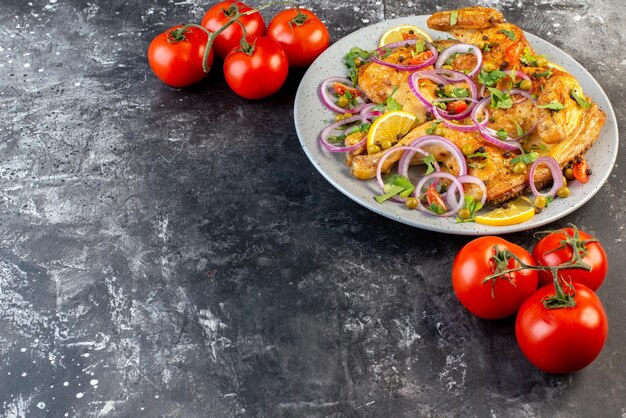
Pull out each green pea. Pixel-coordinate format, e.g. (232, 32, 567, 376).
(512, 161, 527, 174)
(405, 197, 419, 209)
(337, 96, 349, 108)
(381, 140, 393, 150)
(367, 144, 381, 155)
(462, 144, 474, 156)
(557, 186, 570, 198)
(457, 208, 471, 219)
(519, 79, 532, 91)
(533, 195, 547, 209)
(564, 168, 575, 180)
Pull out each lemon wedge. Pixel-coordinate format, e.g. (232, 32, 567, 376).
(379, 25, 433, 47)
(366, 111, 416, 154)
(475, 196, 535, 226)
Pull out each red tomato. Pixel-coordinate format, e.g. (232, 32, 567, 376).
(267, 8, 330, 67)
(333, 82, 361, 97)
(201, 1, 265, 59)
(223, 37, 288, 99)
(407, 50, 433, 66)
(452, 236, 539, 319)
(446, 100, 468, 115)
(426, 185, 448, 212)
(532, 227, 607, 290)
(505, 40, 523, 65)
(148, 25, 213, 88)
(572, 157, 590, 183)
(516, 283, 608, 374)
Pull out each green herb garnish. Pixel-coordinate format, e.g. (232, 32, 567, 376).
(496, 129, 508, 140)
(513, 120, 524, 137)
(570, 89, 591, 108)
(428, 202, 447, 215)
(426, 120, 442, 134)
(374, 174, 415, 203)
(510, 152, 539, 165)
(500, 29, 516, 40)
(373, 86, 402, 112)
(414, 39, 425, 54)
(423, 155, 437, 175)
(488, 87, 513, 109)
(533, 69, 553, 78)
(478, 69, 506, 86)
(538, 100, 565, 111)
(456, 196, 484, 223)
(450, 11, 458, 26)
(343, 47, 371, 85)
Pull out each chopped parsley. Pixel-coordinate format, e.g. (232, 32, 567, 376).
(500, 29, 516, 40)
(496, 129, 508, 140)
(520, 47, 547, 68)
(374, 174, 415, 203)
(456, 196, 484, 223)
(538, 100, 565, 111)
(482, 43, 495, 52)
(450, 10, 459, 26)
(327, 134, 346, 144)
(423, 155, 437, 175)
(373, 86, 402, 112)
(426, 120, 442, 134)
(467, 151, 489, 169)
(513, 120, 524, 137)
(343, 47, 371, 85)
(414, 39, 425, 54)
(533, 69, 553, 78)
(510, 152, 539, 165)
(488, 87, 513, 109)
(478, 69, 506, 86)
(429, 202, 447, 215)
(570, 89, 592, 108)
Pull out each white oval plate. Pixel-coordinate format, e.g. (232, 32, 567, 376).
(294, 15, 618, 235)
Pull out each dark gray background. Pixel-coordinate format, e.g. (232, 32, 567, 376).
(0, 0, 624, 417)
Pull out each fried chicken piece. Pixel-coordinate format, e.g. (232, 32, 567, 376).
(348, 6, 606, 203)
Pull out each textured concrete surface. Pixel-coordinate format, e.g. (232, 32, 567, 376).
(0, 0, 624, 417)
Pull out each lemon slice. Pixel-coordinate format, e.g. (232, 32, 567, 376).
(367, 111, 416, 154)
(475, 196, 535, 226)
(379, 25, 433, 47)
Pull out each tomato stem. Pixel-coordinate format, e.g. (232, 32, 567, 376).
(174, 23, 215, 73)
(541, 268, 576, 309)
(290, 5, 308, 27)
(484, 224, 597, 309)
(482, 245, 518, 298)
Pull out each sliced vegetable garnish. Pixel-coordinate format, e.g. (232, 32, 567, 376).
(435, 43, 483, 76)
(319, 113, 373, 153)
(528, 156, 563, 198)
(415, 172, 465, 217)
(370, 40, 438, 71)
(319, 76, 368, 114)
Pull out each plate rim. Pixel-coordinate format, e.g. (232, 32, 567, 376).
(294, 15, 619, 236)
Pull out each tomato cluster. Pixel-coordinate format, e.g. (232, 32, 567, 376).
(148, 1, 330, 99)
(452, 226, 609, 374)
